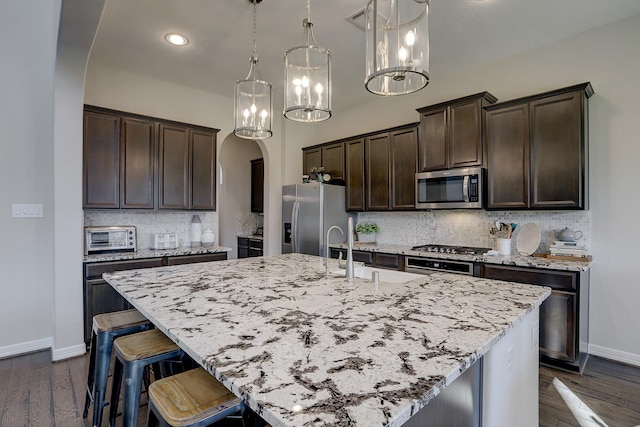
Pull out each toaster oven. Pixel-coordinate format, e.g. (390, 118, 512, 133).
(85, 226, 137, 255)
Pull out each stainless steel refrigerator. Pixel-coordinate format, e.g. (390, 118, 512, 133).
(282, 183, 354, 256)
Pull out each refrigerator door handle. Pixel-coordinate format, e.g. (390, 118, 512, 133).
(291, 201, 300, 253)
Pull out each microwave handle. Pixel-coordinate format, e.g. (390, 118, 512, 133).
(463, 175, 470, 202)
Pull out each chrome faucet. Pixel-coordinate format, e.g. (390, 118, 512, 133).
(326, 225, 344, 273)
(346, 217, 354, 280)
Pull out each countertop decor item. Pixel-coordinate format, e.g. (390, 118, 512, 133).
(201, 229, 215, 247)
(356, 221, 379, 243)
(553, 227, 583, 242)
(190, 215, 202, 247)
(516, 223, 541, 256)
(234, 0, 273, 140)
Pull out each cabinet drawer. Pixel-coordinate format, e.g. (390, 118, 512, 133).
(85, 258, 164, 279)
(330, 248, 374, 265)
(238, 237, 249, 247)
(249, 239, 263, 250)
(165, 252, 227, 265)
(374, 253, 403, 270)
(480, 264, 577, 291)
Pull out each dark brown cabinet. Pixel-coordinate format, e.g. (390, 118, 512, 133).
(417, 92, 496, 172)
(365, 125, 418, 211)
(237, 237, 263, 258)
(250, 158, 264, 213)
(345, 138, 365, 211)
(158, 124, 217, 210)
(83, 252, 227, 345)
(329, 248, 404, 271)
(83, 110, 121, 209)
(302, 142, 345, 182)
(84, 105, 218, 211)
(479, 263, 589, 372)
(485, 83, 592, 210)
(302, 147, 321, 174)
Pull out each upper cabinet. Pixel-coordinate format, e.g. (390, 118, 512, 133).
(416, 92, 497, 172)
(302, 141, 345, 182)
(485, 83, 593, 210)
(83, 106, 218, 211)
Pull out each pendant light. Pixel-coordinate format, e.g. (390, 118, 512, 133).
(365, 0, 430, 96)
(234, 0, 273, 140)
(284, 0, 331, 122)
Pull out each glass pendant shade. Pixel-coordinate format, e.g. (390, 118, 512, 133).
(235, 56, 273, 139)
(365, 0, 430, 96)
(284, 18, 332, 122)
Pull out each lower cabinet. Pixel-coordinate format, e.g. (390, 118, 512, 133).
(329, 248, 404, 271)
(83, 252, 227, 345)
(237, 237, 263, 258)
(479, 263, 589, 372)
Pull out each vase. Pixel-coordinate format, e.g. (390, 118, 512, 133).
(357, 232, 376, 243)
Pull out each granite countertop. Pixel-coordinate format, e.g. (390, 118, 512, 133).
(103, 253, 550, 427)
(331, 242, 592, 272)
(83, 245, 232, 263)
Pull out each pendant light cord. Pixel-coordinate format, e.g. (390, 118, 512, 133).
(252, 0, 258, 58)
(306, 0, 310, 21)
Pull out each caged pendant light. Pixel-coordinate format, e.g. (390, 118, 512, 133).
(284, 0, 331, 122)
(234, 0, 273, 140)
(365, 0, 430, 96)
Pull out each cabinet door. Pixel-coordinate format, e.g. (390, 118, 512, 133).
(418, 106, 448, 171)
(250, 158, 264, 213)
(486, 104, 530, 209)
(345, 138, 365, 211)
(366, 133, 391, 210)
(190, 129, 217, 210)
(83, 111, 120, 208)
(539, 291, 577, 362)
(83, 279, 129, 343)
(120, 117, 155, 209)
(321, 142, 345, 181)
(529, 91, 585, 209)
(450, 99, 483, 168)
(302, 147, 321, 174)
(237, 237, 249, 259)
(390, 127, 418, 210)
(158, 124, 189, 209)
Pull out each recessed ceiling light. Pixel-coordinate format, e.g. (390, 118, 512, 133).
(164, 33, 189, 46)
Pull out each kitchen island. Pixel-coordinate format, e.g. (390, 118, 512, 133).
(103, 253, 550, 427)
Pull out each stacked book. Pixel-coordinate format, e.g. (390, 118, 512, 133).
(549, 241, 588, 258)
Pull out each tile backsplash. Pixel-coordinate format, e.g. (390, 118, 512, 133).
(84, 211, 219, 249)
(357, 210, 591, 253)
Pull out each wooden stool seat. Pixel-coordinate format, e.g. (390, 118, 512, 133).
(93, 309, 148, 332)
(115, 329, 180, 361)
(109, 329, 184, 427)
(148, 368, 242, 427)
(83, 309, 152, 427)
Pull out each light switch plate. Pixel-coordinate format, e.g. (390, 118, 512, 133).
(12, 203, 43, 218)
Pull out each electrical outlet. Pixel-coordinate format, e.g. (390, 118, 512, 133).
(12, 203, 43, 218)
(506, 346, 513, 377)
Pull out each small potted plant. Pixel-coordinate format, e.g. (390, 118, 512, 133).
(355, 221, 380, 243)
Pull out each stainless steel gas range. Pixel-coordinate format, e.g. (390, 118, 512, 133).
(405, 244, 491, 276)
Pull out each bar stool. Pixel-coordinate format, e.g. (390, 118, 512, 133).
(147, 367, 244, 427)
(109, 328, 184, 427)
(83, 309, 152, 427)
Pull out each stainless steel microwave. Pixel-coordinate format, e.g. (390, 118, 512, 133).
(85, 226, 137, 255)
(415, 167, 484, 209)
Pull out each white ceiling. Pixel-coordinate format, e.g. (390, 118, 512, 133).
(88, 0, 640, 113)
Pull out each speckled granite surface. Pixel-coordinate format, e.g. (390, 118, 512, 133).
(237, 234, 264, 240)
(104, 253, 550, 427)
(83, 245, 231, 263)
(331, 242, 592, 271)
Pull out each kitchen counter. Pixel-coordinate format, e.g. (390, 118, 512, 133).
(331, 242, 592, 272)
(103, 253, 549, 427)
(83, 245, 232, 263)
(236, 234, 264, 240)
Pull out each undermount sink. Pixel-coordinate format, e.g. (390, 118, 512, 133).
(330, 265, 423, 284)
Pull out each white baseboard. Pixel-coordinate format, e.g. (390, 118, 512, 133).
(52, 343, 86, 361)
(0, 338, 86, 361)
(589, 344, 640, 367)
(0, 337, 53, 359)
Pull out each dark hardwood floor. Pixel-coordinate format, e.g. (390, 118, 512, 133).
(0, 350, 639, 426)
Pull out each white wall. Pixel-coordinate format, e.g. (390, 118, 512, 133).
(0, 0, 59, 356)
(290, 13, 640, 363)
